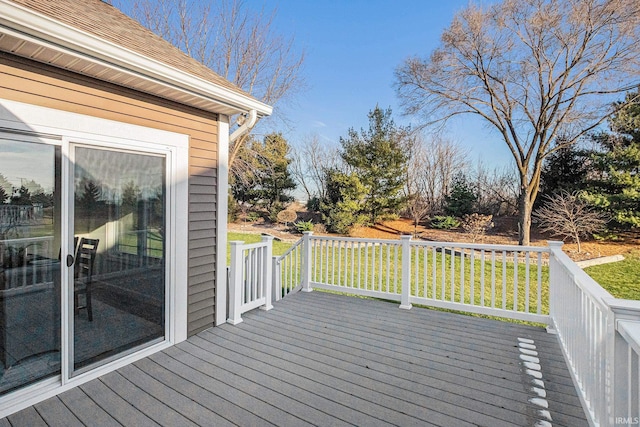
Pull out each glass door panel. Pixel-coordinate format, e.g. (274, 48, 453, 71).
(0, 136, 61, 394)
(72, 146, 166, 372)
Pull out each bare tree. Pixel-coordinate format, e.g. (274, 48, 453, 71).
(396, 0, 640, 245)
(290, 134, 341, 202)
(406, 134, 468, 216)
(473, 162, 519, 216)
(533, 191, 607, 252)
(115, 0, 306, 179)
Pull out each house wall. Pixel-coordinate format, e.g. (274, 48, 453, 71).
(0, 52, 219, 336)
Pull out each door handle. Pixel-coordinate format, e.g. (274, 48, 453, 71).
(66, 254, 74, 267)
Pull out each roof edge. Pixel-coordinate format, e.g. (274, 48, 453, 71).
(0, 0, 273, 117)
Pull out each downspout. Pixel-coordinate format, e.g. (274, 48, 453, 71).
(229, 109, 258, 143)
(215, 109, 257, 326)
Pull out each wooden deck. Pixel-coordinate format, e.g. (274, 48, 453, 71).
(1, 291, 587, 426)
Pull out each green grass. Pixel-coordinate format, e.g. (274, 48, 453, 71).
(226, 232, 293, 265)
(584, 250, 640, 300)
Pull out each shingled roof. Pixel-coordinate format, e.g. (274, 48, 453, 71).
(0, 0, 272, 116)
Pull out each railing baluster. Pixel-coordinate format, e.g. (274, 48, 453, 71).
(502, 251, 507, 310)
(513, 250, 518, 311)
(460, 249, 465, 304)
(470, 249, 475, 306)
(491, 250, 496, 308)
(480, 249, 485, 307)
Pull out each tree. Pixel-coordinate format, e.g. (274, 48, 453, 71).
(320, 169, 368, 234)
(583, 89, 640, 228)
(396, 0, 640, 245)
(444, 173, 477, 217)
(539, 142, 592, 205)
(403, 134, 468, 219)
(232, 133, 296, 216)
(339, 107, 410, 224)
(533, 191, 607, 252)
(290, 134, 341, 203)
(115, 0, 306, 182)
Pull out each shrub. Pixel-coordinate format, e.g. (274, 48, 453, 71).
(460, 213, 493, 242)
(430, 215, 460, 230)
(313, 223, 327, 234)
(246, 211, 261, 223)
(294, 220, 314, 233)
(276, 209, 297, 225)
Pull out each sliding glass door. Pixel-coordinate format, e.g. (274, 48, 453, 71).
(71, 145, 167, 373)
(0, 135, 61, 394)
(0, 133, 169, 391)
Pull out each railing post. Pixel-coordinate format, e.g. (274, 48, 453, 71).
(227, 240, 244, 325)
(546, 240, 563, 333)
(400, 235, 412, 310)
(261, 235, 274, 311)
(301, 231, 313, 293)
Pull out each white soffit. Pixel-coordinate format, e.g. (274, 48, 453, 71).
(0, 1, 272, 117)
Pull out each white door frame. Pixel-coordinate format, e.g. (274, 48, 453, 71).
(0, 98, 189, 416)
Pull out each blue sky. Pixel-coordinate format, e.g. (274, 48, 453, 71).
(250, 0, 512, 169)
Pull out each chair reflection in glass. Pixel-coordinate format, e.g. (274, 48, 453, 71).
(74, 238, 99, 322)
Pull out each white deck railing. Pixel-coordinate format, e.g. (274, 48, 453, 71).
(548, 242, 640, 427)
(227, 236, 273, 325)
(228, 231, 640, 426)
(302, 233, 549, 323)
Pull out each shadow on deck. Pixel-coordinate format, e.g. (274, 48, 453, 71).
(1, 291, 587, 426)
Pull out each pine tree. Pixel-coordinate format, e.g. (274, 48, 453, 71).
(583, 90, 640, 229)
(339, 107, 410, 224)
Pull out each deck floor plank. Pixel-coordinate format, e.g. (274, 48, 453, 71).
(98, 370, 198, 427)
(34, 396, 85, 427)
(55, 386, 121, 426)
(0, 291, 588, 426)
(135, 354, 280, 425)
(6, 406, 47, 427)
(80, 375, 160, 427)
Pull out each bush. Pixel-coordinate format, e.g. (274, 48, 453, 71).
(294, 220, 314, 233)
(246, 211, 261, 223)
(276, 209, 297, 225)
(430, 215, 460, 230)
(460, 213, 493, 242)
(313, 223, 327, 234)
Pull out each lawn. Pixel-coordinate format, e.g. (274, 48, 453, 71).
(584, 250, 640, 300)
(226, 232, 293, 265)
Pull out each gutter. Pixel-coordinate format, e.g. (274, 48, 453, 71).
(229, 109, 258, 143)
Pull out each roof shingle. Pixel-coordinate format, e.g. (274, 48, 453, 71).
(7, 0, 253, 100)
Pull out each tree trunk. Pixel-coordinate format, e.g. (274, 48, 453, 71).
(518, 191, 532, 246)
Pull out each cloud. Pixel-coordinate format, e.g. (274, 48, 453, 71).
(311, 120, 327, 128)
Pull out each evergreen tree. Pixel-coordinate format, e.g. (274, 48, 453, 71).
(538, 142, 591, 206)
(339, 107, 410, 224)
(255, 133, 297, 215)
(231, 133, 296, 216)
(583, 90, 640, 229)
(319, 169, 368, 234)
(444, 173, 477, 217)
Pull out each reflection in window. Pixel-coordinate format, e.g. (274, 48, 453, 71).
(0, 138, 61, 394)
(73, 147, 166, 371)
